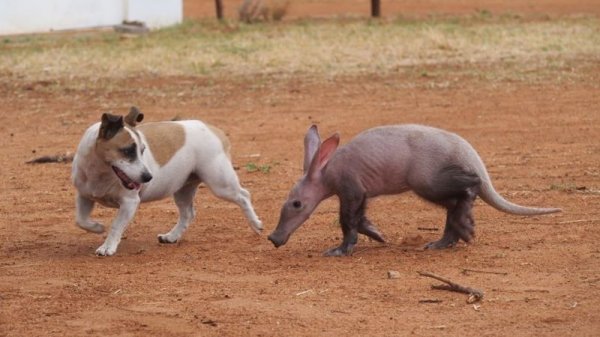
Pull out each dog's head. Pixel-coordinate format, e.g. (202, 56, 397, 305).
(96, 107, 152, 190)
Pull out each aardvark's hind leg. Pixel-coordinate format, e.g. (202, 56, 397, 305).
(413, 164, 480, 249)
(426, 188, 478, 249)
(358, 217, 385, 243)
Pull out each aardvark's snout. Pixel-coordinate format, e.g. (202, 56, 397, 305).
(267, 232, 287, 248)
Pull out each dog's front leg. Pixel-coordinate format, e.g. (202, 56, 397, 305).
(95, 196, 140, 256)
(75, 193, 105, 233)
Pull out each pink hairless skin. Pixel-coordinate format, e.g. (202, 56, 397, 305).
(268, 124, 561, 256)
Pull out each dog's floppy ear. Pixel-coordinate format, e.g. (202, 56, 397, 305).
(124, 106, 144, 127)
(99, 113, 124, 140)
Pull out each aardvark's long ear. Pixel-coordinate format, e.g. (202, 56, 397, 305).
(124, 106, 144, 127)
(98, 113, 124, 140)
(303, 124, 321, 174)
(307, 133, 340, 180)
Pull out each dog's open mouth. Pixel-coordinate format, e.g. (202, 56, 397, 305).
(112, 166, 141, 190)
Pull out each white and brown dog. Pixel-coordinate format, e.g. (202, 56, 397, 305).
(71, 107, 263, 256)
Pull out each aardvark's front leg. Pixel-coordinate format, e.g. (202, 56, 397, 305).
(324, 183, 366, 257)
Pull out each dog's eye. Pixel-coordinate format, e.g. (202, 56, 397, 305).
(121, 144, 137, 160)
(292, 200, 302, 209)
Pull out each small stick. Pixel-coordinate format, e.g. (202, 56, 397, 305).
(558, 219, 600, 224)
(295, 289, 313, 296)
(462, 268, 508, 276)
(201, 319, 218, 327)
(419, 299, 443, 304)
(511, 219, 600, 225)
(418, 271, 484, 303)
(26, 153, 73, 164)
(417, 227, 439, 231)
(523, 289, 550, 293)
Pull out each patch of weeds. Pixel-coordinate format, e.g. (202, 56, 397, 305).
(211, 60, 225, 68)
(295, 19, 312, 27)
(499, 12, 523, 21)
(476, 9, 493, 20)
(550, 183, 588, 193)
(245, 162, 275, 174)
(191, 62, 209, 75)
(367, 18, 383, 27)
(541, 44, 563, 52)
(74, 35, 92, 45)
(101, 33, 120, 45)
(550, 183, 576, 192)
(217, 43, 257, 57)
(159, 19, 206, 37)
(2, 17, 599, 82)
(392, 15, 413, 26)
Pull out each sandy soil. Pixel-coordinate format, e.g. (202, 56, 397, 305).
(2, 73, 599, 336)
(1, 2, 600, 337)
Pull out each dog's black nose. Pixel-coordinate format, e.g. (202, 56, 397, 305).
(141, 172, 153, 183)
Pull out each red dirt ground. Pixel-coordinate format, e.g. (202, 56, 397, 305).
(184, 0, 600, 20)
(1, 2, 600, 337)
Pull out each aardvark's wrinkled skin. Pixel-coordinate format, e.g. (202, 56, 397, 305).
(268, 124, 560, 256)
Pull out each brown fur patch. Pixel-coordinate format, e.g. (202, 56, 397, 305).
(138, 122, 185, 166)
(206, 124, 231, 159)
(95, 128, 134, 163)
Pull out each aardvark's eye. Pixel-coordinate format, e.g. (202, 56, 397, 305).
(292, 200, 302, 209)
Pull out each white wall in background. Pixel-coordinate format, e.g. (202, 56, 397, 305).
(0, 0, 182, 35)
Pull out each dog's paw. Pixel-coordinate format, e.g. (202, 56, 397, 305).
(157, 233, 178, 244)
(249, 220, 263, 234)
(78, 221, 105, 234)
(95, 243, 117, 256)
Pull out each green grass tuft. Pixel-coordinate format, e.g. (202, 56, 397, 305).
(245, 162, 273, 174)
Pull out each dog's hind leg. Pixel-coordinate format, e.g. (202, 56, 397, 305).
(235, 187, 263, 233)
(202, 156, 263, 234)
(158, 181, 200, 244)
(75, 194, 105, 234)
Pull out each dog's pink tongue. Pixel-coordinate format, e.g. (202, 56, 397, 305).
(128, 182, 141, 190)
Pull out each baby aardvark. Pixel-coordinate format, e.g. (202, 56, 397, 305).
(268, 124, 560, 256)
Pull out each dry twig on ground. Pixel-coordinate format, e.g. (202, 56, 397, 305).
(462, 268, 508, 276)
(26, 153, 73, 164)
(418, 271, 484, 303)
